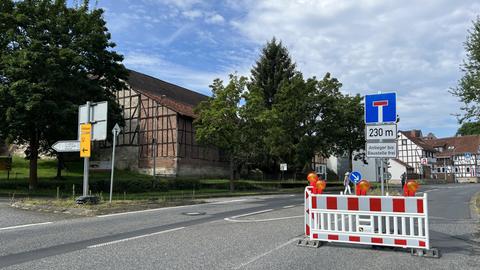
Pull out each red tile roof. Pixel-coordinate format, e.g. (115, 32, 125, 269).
(424, 135, 480, 157)
(126, 70, 208, 118)
(400, 131, 436, 152)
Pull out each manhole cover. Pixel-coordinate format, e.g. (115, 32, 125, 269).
(182, 212, 206, 216)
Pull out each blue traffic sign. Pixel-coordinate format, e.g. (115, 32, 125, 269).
(349, 171, 362, 184)
(365, 92, 397, 124)
(464, 152, 472, 160)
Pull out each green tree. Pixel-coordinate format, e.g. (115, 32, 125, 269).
(250, 38, 296, 109)
(194, 74, 247, 191)
(0, 0, 127, 189)
(244, 38, 297, 176)
(457, 121, 480, 135)
(333, 94, 365, 171)
(452, 17, 480, 122)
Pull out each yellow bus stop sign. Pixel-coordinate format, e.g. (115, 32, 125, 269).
(80, 123, 91, 158)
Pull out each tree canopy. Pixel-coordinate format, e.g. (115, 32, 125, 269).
(456, 121, 480, 136)
(250, 38, 296, 109)
(195, 38, 365, 180)
(194, 74, 247, 190)
(0, 0, 127, 189)
(453, 17, 480, 122)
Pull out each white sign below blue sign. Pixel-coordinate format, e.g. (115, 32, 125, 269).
(349, 171, 362, 184)
(365, 92, 397, 124)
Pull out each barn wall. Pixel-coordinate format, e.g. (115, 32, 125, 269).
(137, 95, 178, 175)
(95, 86, 229, 178)
(176, 115, 229, 177)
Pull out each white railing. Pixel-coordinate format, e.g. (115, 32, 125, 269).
(305, 187, 430, 250)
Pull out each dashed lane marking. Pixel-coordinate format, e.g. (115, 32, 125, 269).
(0, 222, 52, 232)
(87, 227, 185, 248)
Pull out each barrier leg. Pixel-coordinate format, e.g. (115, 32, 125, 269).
(297, 238, 323, 248)
(411, 248, 441, 258)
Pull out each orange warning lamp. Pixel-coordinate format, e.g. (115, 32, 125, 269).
(403, 180, 419, 196)
(307, 172, 319, 186)
(356, 180, 370, 196)
(315, 180, 326, 194)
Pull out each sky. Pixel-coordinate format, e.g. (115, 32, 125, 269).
(90, 0, 480, 138)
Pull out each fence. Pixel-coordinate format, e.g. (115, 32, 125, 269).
(304, 187, 430, 250)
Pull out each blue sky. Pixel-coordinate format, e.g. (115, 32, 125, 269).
(90, 0, 479, 138)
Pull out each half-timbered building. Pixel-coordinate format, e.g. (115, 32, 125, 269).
(94, 70, 229, 177)
(397, 130, 436, 177)
(425, 135, 480, 183)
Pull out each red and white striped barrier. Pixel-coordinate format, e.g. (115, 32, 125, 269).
(304, 187, 430, 250)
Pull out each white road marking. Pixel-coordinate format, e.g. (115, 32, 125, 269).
(234, 238, 299, 269)
(0, 222, 52, 231)
(96, 205, 194, 218)
(229, 209, 273, 220)
(97, 199, 250, 218)
(87, 227, 185, 248)
(209, 199, 248, 205)
(425, 188, 438, 193)
(282, 205, 295, 209)
(225, 215, 303, 223)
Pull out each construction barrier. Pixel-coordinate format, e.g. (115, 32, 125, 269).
(304, 186, 430, 250)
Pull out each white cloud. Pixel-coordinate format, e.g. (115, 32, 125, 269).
(182, 9, 203, 19)
(149, 0, 202, 9)
(205, 13, 225, 24)
(229, 0, 480, 136)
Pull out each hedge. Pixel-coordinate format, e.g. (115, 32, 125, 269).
(0, 178, 342, 194)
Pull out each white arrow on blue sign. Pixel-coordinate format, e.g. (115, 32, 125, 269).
(365, 92, 397, 124)
(349, 171, 362, 184)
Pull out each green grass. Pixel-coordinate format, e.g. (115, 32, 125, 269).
(0, 156, 309, 199)
(0, 155, 154, 182)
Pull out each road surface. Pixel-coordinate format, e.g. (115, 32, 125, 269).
(0, 184, 479, 269)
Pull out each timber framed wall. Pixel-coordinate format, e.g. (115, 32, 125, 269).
(104, 86, 228, 177)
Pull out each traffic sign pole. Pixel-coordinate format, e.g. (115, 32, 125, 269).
(380, 159, 385, 196)
(83, 101, 90, 196)
(110, 124, 120, 203)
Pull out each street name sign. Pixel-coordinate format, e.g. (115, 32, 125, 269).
(365, 92, 397, 124)
(78, 101, 108, 141)
(366, 142, 397, 158)
(80, 123, 91, 158)
(365, 124, 397, 141)
(52, 140, 80, 152)
(349, 171, 362, 184)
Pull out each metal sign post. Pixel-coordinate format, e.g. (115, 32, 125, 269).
(81, 102, 91, 196)
(109, 123, 121, 203)
(380, 159, 384, 195)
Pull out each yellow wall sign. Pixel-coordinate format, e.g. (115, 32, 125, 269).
(80, 123, 92, 158)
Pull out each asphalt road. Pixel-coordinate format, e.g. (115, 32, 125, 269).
(0, 184, 479, 270)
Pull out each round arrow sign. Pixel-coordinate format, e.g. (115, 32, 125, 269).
(349, 171, 362, 184)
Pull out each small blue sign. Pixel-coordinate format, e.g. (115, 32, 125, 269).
(349, 171, 362, 184)
(365, 92, 397, 124)
(464, 152, 472, 160)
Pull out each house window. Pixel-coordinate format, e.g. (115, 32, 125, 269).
(441, 167, 445, 173)
(455, 167, 459, 173)
(437, 168, 441, 173)
(402, 139, 407, 145)
(466, 167, 470, 173)
(448, 145, 455, 150)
